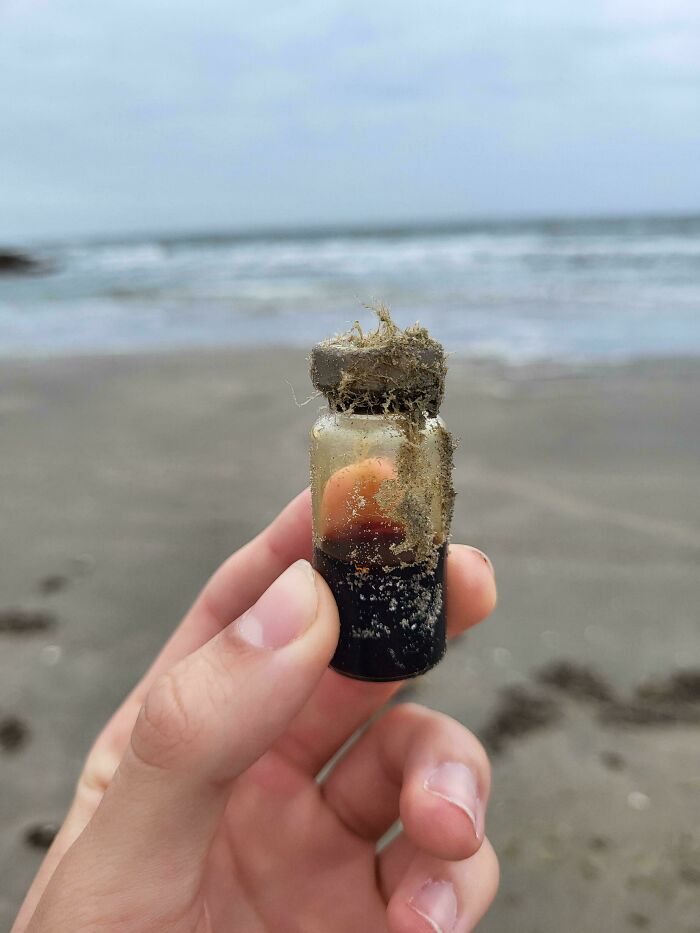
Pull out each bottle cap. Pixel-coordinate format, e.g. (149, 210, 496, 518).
(310, 318, 446, 416)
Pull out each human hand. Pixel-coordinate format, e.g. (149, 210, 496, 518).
(14, 489, 498, 933)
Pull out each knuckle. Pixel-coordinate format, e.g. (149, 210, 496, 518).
(382, 701, 429, 730)
(454, 728, 492, 793)
(394, 704, 493, 791)
(439, 717, 491, 786)
(77, 743, 121, 797)
(467, 732, 491, 787)
(324, 781, 379, 841)
(132, 668, 201, 769)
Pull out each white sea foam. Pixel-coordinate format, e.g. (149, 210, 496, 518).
(3, 217, 700, 358)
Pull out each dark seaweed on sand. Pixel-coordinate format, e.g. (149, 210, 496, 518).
(0, 609, 55, 634)
(481, 686, 561, 754)
(24, 823, 59, 850)
(37, 574, 69, 596)
(536, 660, 615, 703)
(484, 661, 700, 755)
(0, 717, 29, 753)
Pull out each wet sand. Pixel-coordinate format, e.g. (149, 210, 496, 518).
(1, 350, 699, 930)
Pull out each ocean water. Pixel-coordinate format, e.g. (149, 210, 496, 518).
(2, 215, 700, 361)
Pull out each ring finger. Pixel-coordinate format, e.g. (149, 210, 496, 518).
(386, 839, 500, 933)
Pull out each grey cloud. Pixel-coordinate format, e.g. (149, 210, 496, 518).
(1, 0, 699, 240)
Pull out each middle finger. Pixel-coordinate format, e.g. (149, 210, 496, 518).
(321, 702, 491, 860)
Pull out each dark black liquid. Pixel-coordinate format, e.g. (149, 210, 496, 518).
(313, 539, 446, 682)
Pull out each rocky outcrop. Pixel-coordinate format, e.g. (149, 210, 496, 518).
(0, 249, 48, 275)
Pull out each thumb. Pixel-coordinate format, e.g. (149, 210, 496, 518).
(36, 560, 338, 925)
(130, 556, 338, 775)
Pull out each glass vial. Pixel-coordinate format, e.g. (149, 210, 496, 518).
(309, 315, 454, 682)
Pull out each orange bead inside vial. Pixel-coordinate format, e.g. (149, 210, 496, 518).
(319, 457, 405, 541)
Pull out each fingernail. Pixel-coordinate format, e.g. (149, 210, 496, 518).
(233, 560, 318, 649)
(424, 761, 483, 838)
(409, 879, 458, 933)
(470, 546, 494, 576)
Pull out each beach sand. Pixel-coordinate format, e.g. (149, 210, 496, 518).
(1, 350, 699, 930)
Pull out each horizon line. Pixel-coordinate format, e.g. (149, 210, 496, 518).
(15, 207, 700, 250)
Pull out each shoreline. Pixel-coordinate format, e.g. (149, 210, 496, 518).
(3, 342, 700, 373)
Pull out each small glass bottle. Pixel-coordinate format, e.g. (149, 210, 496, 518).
(309, 315, 454, 682)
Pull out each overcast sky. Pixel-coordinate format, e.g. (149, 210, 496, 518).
(2, 0, 699, 241)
